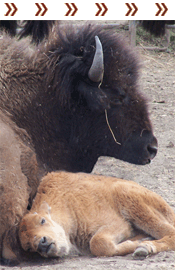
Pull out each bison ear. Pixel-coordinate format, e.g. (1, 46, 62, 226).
(39, 201, 51, 215)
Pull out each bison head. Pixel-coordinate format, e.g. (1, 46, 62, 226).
(16, 24, 157, 172)
(19, 202, 70, 258)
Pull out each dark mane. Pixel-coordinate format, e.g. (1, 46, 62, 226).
(0, 23, 141, 115)
(40, 23, 140, 108)
(19, 20, 55, 44)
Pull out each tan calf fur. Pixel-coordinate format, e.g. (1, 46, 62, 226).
(19, 171, 175, 259)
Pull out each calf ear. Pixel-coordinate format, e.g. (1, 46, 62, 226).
(39, 201, 51, 215)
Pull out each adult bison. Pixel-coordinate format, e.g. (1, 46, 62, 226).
(140, 20, 175, 36)
(0, 23, 157, 264)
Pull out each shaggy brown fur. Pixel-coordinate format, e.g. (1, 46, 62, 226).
(0, 23, 157, 264)
(19, 171, 175, 259)
(0, 112, 45, 265)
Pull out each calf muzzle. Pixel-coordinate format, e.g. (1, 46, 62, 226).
(37, 237, 51, 255)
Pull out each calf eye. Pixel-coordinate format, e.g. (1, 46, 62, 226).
(41, 218, 46, 225)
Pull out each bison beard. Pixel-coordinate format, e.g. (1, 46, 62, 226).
(0, 22, 158, 264)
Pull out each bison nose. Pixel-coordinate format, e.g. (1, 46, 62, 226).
(38, 237, 49, 253)
(147, 139, 158, 160)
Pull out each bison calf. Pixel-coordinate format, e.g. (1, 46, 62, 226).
(19, 171, 175, 260)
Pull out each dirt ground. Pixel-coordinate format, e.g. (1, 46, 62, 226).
(1, 22, 175, 269)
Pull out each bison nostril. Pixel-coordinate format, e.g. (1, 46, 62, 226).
(147, 144, 157, 159)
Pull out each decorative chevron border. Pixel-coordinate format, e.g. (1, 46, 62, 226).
(95, 3, 108, 16)
(4, 3, 18, 16)
(155, 3, 168, 16)
(35, 3, 48, 16)
(0, 1, 173, 19)
(65, 3, 78, 16)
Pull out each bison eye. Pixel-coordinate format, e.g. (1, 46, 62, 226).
(110, 98, 122, 107)
(41, 218, 46, 225)
(113, 98, 122, 105)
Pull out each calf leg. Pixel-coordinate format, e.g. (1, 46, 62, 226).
(110, 235, 152, 256)
(121, 200, 175, 258)
(90, 219, 148, 257)
(133, 228, 175, 259)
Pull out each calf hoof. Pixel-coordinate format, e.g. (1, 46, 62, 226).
(132, 246, 149, 260)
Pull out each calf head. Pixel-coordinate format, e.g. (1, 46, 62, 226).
(19, 202, 70, 258)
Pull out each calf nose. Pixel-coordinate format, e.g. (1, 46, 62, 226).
(38, 237, 49, 253)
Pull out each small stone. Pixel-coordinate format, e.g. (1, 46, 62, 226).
(166, 141, 174, 148)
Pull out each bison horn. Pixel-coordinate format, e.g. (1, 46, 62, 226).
(88, 36, 104, 83)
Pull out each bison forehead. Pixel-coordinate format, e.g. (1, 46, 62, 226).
(42, 24, 139, 104)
